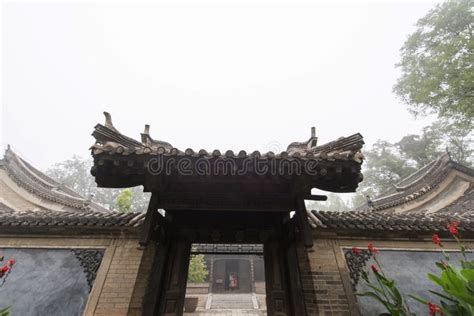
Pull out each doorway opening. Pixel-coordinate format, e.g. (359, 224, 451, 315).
(184, 244, 267, 315)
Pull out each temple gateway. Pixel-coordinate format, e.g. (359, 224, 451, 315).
(0, 112, 472, 316)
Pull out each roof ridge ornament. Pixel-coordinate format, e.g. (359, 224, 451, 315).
(103, 111, 120, 133)
(446, 147, 453, 162)
(141, 124, 151, 146)
(140, 124, 173, 151)
(104, 112, 113, 129)
(286, 126, 319, 154)
(309, 126, 318, 149)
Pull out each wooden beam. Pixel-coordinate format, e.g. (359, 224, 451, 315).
(139, 193, 161, 248)
(302, 194, 327, 201)
(295, 197, 314, 248)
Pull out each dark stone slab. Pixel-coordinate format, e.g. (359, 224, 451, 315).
(0, 248, 104, 316)
(347, 249, 474, 315)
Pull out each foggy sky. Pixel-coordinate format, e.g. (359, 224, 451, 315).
(2, 0, 437, 172)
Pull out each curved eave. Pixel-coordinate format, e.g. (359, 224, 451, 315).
(1, 147, 109, 213)
(359, 155, 474, 212)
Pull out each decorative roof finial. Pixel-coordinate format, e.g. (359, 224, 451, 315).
(445, 146, 453, 161)
(104, 112, 114, 129)
(366, 195, 373, 208)
(308, 126, 318, 149)
(141, 124, 152, 145)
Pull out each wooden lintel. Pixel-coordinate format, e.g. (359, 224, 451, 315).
(295, 197, 314, 248)
(139, 193, 161, 248)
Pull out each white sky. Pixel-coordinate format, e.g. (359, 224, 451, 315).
(2, 0, 438, 171)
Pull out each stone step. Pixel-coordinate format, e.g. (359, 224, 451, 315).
(210, 294, 255, 310)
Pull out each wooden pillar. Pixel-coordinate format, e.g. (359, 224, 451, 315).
(295, 196, 313, 248)
(264, 241, 291, 316)
(209, 256, 214, 293)
(142, 241, 171, 316)
(250, 256, 256, 293)
(285, 240, 307, 316)
(158, 238, 192, 316)
(139, 193, 163, 248)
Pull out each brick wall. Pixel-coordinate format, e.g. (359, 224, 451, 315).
(298, 239, 351, 316)
(127, 244, 156, 316)
(93, 239, 148, 316)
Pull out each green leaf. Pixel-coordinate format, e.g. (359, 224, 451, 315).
(428, 290, 458, 303)
(460, 269, 474, 282)
(428, 273, 444, 287)
(408, 294, 428, 305)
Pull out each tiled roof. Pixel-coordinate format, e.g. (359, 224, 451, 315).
(359, 154, 474, 212)
(91, 112, 364, 163)
(309, 209, 474, 234)
(435, 184, 474, 215)
(0, 202, 144, 231)
(309, 167, 474, 234)
(1, 147, 109, 213)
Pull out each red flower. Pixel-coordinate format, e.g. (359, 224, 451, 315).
(7, 258, 14, 266)
(448, 223, 458, 235)
(368, 243, 379, 254)
(0, 265, 9, 273)
(432, 234, 441, 246)
(428, 302, 441, 315)
(351, 247, 361, 255)
(371, 264, 379, 273)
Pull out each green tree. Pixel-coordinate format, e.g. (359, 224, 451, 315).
(116, 189, 133, 213)
(187, 254, 208, 283)
(353, 120, 473, 208)
(429, 119, 474, 164)
(46, 156, 151, 212)
(358, 140, 417, 198)
(393, 0, 474, 122)
(46, 155, 94, 197)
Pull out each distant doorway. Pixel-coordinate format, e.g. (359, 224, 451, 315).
(213, 257, 251, 293)
(184, 245, 267, 315)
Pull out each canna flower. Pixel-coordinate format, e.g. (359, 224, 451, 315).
(432, 234, 441, 246)
(368, 243, 379, 254)
(351, 247, 361, 255)
(428, 302, 441, 315)
(371, 264, 379, 273)
(448, 222, 458, 235)
(7, 258, 14, 266)
(0, 265, 9, 274)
